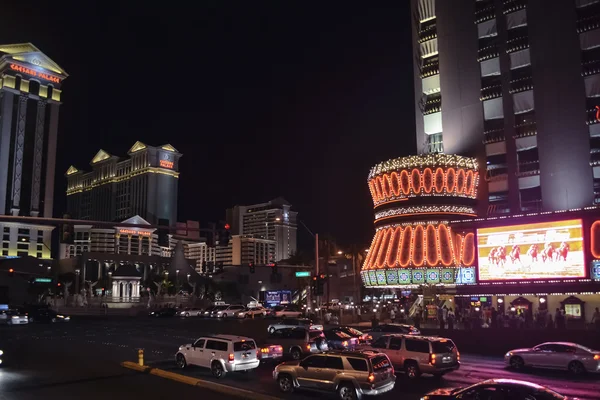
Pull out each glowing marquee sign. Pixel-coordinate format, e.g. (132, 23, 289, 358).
(10, 64, 61, 84)
(118, 229, 152, 237)
(159, 159, 174, 169)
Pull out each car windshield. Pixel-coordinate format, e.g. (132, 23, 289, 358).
(431, 340, 456, 353)
(234, 341, 256, 351)
(371, 355, 391, 371)
(214, 306, 228, 311)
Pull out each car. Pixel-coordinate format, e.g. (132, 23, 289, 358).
(237, 306, 267, 318)
(329, 326, 371, 343)
(273, 350, 396, 400)
(3, 309, 29, 325)
(178, 308, 202, 317)
(421, 378, 573, 399)
(214, 305, 245, 318)
(323, 329, 358, 351)
(209, 305, 231, 317)
(366, 323, 420, 341)
(270, 305, 303, 318)
(362, 334, 459, 379)
(257, 344, 284, 362)
(269, 327, 328, 360)
(29, 308, 70, 323)
(201, 305, 218, 317)
(505, 341, 600, 375)
(267, 318, 323, 334)
(175, 335, 260, 378)
(148, 308, 177, 318)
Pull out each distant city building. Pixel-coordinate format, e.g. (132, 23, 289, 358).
(65, 141, 182, 226)
(0, 43, 68, 259)
(215, 235, 276, 266)
(226, 197, 297, 261)
(161, 220, 216, 272)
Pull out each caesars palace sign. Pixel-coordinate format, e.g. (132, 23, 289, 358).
(9, 63, 61, 84)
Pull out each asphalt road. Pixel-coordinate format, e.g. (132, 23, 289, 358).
(2, 316, 600, 400)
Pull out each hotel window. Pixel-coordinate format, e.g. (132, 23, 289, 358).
(2, 243, 7, 248)
(18, 228, 29, 235)
(2, 250, 7, 256)
(3, 227, 8, 233)
(37, 252, 42, 258)
(29, 80, 40, 96)
(17, 251, 28, 257)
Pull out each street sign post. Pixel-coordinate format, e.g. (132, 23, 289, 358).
(295, 271, 311, 278)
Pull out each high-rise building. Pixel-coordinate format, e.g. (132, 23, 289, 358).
(215, 235, 276, 266)
(226, 197, 297, 261)
(0, 43, 68, 258)
(65, 141, 181, 226)
(411, 0, 600, 216)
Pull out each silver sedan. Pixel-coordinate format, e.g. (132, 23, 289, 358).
(505, 341, 600, 375)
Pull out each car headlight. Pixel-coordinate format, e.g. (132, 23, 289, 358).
(0, 349, 3, 356)
(12, 316, 18, 319)
(57, 315, 65, 318)
(505, 352, 513, 357)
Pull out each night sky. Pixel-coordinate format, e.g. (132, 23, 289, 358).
(2, 1, 415, 250)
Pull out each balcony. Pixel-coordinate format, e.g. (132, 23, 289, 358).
(509, 76, 533, 94)
(421, 98, 442, 115)
(475, 1, 496, 24)
(520, 199, 542, 213)
(420, 63, 439, 78)
(506, 36, 529, 53)
(478, 44, 500, 61)
(517, 161, 540, 176)
(591, 149, 600, 166)
(484, 128, 506, 144)
(582, 60, 600, 76)
(503, 0, 527, 14)
(480, 84, 502, 101)
(418, 25, 437, 43)
(487, 167, 509, 181)
(587, 107, 600, 125)
(577, 3, 600, 33)
(488, 203, 511, 216)
(514, 121, 537, 138)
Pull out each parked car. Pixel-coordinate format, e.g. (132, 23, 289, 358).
(269, 327, 328, 360)
(29, 308, 70, 323)
(149, 308, 177, 318)
(3, 309, 28, 325)
(201, 306, 218, 317)
(209, 305, 231, 317)
(267, 318, 323, 334)
(178, 308, 202, 317)
(329, 326, 371, 343)
(237, 306, 267, 318)
(214, 305, 245, 318)
(273, 350, 396, 400)
(323, 329, 358, 351)
(270, 305, 303, 318)
(366, 324, 420, 341)
(421, 379, 571, 399)
(505, 341, 600, 375)
(362, 334, 459, 379)
(175, 335, 260, 378)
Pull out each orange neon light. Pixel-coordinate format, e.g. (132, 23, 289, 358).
(426, 224, 438, 266)
(399, 226, 412, 267)
(434, 167, 444, 193)
(411, 169, 421, 193)
(591, 221, 600, 259)
(412, 225, 424, 267)
(446, 168, 456, 193)
(457, 169, 466, 194)
(368, 181, 377, 204)
(363, 230, 380, 270)
(119, 229, 151, 237)
(471, 172, 479, 196)
(422, 168, 433, 194)
(382, 174, 391, 199)
(390, 172, 400, 197)
(369, 230, 384, 269)
(10, 63, 61, 83)
(465, 170, 474, 195)
(374, 178, 383, 202)
(375, 212, 477, 222)
(160, 159, 174, 169)
(400, 170, 410, 195)
(462, 232, 475, 266)
(386, 227, 400, 266)
(439, 224, 453, 266)
(376, 228, 391, 268)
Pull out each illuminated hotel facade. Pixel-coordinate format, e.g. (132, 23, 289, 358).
(0, 43, 68, 259)
(65, 141, 181, 226)
(411, 0, 600, 216)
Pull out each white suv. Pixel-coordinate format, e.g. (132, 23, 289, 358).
(175, 335, 260, 378)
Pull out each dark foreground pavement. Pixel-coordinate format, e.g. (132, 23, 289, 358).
(2, 316, 600, 399)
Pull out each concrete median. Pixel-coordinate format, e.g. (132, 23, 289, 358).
(121, 361, 282, 400)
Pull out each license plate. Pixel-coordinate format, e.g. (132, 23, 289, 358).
(442, 357, 452, 363)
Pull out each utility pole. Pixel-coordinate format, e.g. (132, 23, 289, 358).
(314, 233, 319, 309)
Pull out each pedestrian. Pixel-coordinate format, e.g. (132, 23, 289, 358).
(447, 308, 455, 330)
(592, 307, 600, 331)
(491, 307, 498, 329)
(413, 309, 421, 329)
(390, 308, 396, 323)
(438, 305, 445, 330)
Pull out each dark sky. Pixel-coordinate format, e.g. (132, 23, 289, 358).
(2, 1, 416, 250)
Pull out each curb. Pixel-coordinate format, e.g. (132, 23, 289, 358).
(121, 361, 281, 400)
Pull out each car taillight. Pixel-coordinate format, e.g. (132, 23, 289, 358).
(429, 354, 436, 364)
(261, 348, 269, 353)
(457, 351, 460, 361)
(368, 373, 375, 383)
(306, 344, 311, 351)
(256, 349, 260, 357)
(594, 354, 600, 361)
(276, 345, 283, 352)
(342, 341, 349, 347)
(228, 353, 234, 362)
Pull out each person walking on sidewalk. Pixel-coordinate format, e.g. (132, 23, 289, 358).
(447, 308, 455, 330)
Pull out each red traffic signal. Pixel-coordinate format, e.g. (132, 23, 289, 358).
(57, 282, 61, 287)
(8, 268, 14, 273)
(224, 223, 230, 230)
(266, 263, 276, 267)
(312, 276, 317, 281)
(319, 274, 325, 279)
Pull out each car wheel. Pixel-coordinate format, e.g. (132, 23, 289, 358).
(278, 373, 294, 393)
(404, 361, 421, 379)
(211, 361, 226, 378)
(509, 356, 524, 370)
(338, 383, 359, 400)
(245, 314, 251, 319)
(185, 313, 190, 317)
(6, 320, 11, 326)
(51, 318, 57, 323)
(222, 313, 227, 318)
(290, 348, 302, 360)
(568, 360, 586, 375)
(269, 327, 276, 334)
(176, 354, 187, 369)
(29, 318, 34, 323)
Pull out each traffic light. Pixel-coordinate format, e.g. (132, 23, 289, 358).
(57, 282, 62, 287)
(8, 268, 14, 277)
(219, 223, 231, 247)
(311, 276, 317, 294)
(216, 262, 224, 274)
(249, 262, 255, 274)
(267, 262, 278, 274)
(316, 273, 326, 296)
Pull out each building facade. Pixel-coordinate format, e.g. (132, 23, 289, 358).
(65, 141, 181, 226)
(215, 235, 276, 266)
(226, 197, 297, 261)
(0, 43, 68, 258)
(411, 0, 600, 216)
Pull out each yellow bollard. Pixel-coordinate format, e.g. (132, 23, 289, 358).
(138, 349, 144, 366)
(252, 311, 254, 319)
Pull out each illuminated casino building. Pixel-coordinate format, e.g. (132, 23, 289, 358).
(65, 141, 181, 226)
(0, 43, 68, 258)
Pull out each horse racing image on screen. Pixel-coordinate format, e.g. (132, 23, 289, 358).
(477, 219, 585, 281)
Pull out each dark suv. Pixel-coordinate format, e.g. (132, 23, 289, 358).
(274, 350, 396, 400)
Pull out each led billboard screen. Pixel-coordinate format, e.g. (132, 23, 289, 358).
(477, 219, 585, 281)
